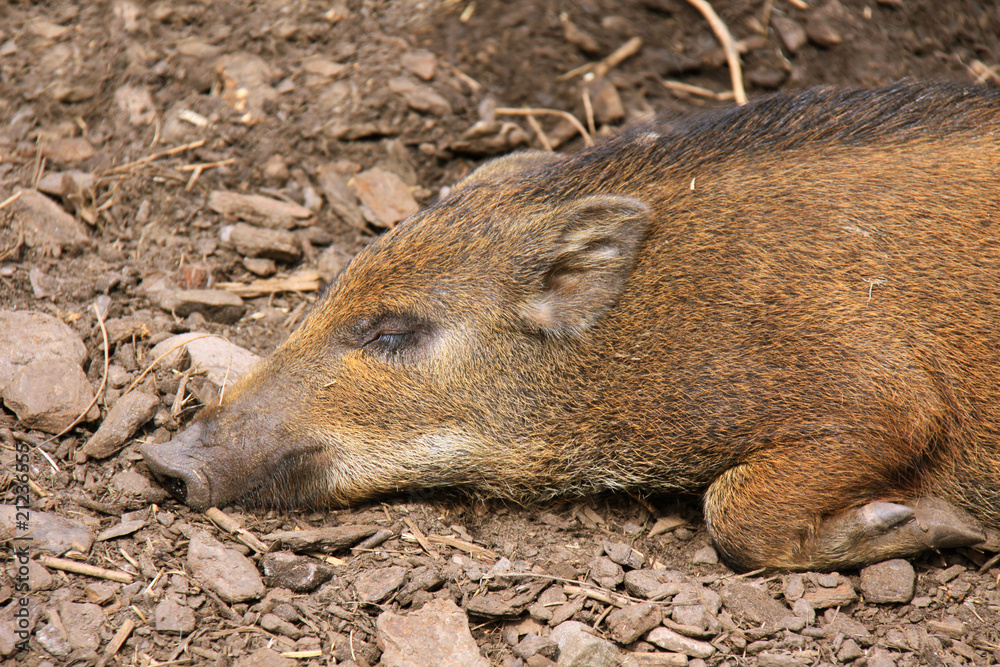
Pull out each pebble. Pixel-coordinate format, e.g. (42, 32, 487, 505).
(802, 581, 857, 609)
(315, 165, 366, 230)
(39, 137, 97, 163)
(377, 598, 490, 667)
(81, 391, 159, 458)
(0, 310, 99, 431)
(388, 76, 452, 116)
(149, 332, 261, 386)
(672, 584, 720, 630)
(154, 596, 197, 634)
(805, 5, 844, 48)
(187, 530, 265, 603)
(624, 569, 683, 600)
(262, 525, 379, 553)
(114, 84, 157, 125)
(837, 638, 864, 661)
(208, 190, 313, 230)
(772, 15, 808, 54)
(587, 77, 625, 125)
(0, 505, 94, 555)
(606, 602, 662, 644)
(866, 647, 897, 667)
(646, 626, 715, 658)
(783, 574, 805, 601)
(756, 653, 811, 666)
(111, 468, 170, 502)
(860, 559, 915, 604)
(260, 551, 334, 593)
(152, 288, 246, 324)
(0, 599, 39, 657)
(353, 565, 408, 604)
(221, 222, 302, 263)
(513, 634, 559, 660)
(401, 49, 437, 80)
(36, 170, 95, 199)
(589, 556, 625, 589)
(551, 620, 621, 667)
(690, 545, 718, 565)
(350, 167, 420, 227)
(604, 541, 645, 569)
(243, 257, 277, 277)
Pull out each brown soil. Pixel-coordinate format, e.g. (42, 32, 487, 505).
(2, 1, 1000, 665)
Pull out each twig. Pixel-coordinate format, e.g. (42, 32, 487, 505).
(36, 555, 134, 583)
(559, 36, 643, 80)
(662, 79, 736, 101)
(96, 618, 135, 667)
(685, 0, 747, 105)
(103, 139, 206, 176)
(401, 516, 439, 559)
(495, 107, 592, 146)
(0, 190, 23, 211)
(582, 87, 596, 137)
(205, 507, 270, 553)
(524, 114, 553, 152)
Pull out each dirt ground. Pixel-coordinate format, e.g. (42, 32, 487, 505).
(2, 0, 1000, 665)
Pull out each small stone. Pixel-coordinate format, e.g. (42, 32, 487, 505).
(604, 542, 645, 569)
(791, 598, 815, 625)
(551, 620, 621, 667)
(261, 612, 303, 639)
(388, 76, 452, 116)
(926, 618, 966, 639)
(772, 15, 807, 54)
(39, 137, 97, 163)
(243, 257, 277, 276)
(624, 569, 683, 600)
(513, 633, 559, 660)
(648, 516, 686, 537)
(757, 653, 810, 666)
(148, 333, 261, 386)
(261, 551, 334, 593)
(805, 4, 844, 48)
(114, 85, 157, 125)
(316, 165, 366, 230)
(187, 531, 264, 603)
(646, 626, 715, 658)
(208, 190, 313, 230)
(860, 559, 915, 604)
(837, 638, 863, 661)
(803, 581, 857, 609)
(221, 222, 302, 263)
(152, 289, 246, 324)
(0, 506, 93, 555)
(353, 566, 408, 604)
(691, 545, 718, 565)
(377, 598, 489, 667)
(866, 647, 897, 667)
(783, 574, 805, 601)
(401, 49, 437, 80)
(301, 56, 347, 78)
(587, 77, 624, 125)
(350, 167, 419, 227)
(606, 603, 662, 644)
(263, 154, 290, 181)
(589, 556, 625, 589)
(82, 391, 160, 458)
(154, 597, 197, 634)
(672, 584, 721, 630)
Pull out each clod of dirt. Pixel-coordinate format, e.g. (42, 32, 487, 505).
(208, 190, 314, 230)
(149, 333, 260, 386)
(350, 167, 420, 228)
(550, 620, 621, 666)
(151, 288, 246, 324)
(153, 597, 196, 634)
(0, 506, 93, 555)
(6, 190, 90, 255)
(859, 558, 916, 603)
(260, 551, 334, 593)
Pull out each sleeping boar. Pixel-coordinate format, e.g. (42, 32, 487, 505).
(143, 83, 1000, 571)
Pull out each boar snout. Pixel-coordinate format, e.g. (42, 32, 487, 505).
(141, 422, 216, 511)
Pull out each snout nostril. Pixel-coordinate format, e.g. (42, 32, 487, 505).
(157, 474, 189, 504)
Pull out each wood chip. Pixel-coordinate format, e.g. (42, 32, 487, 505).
(208, 190, 315, 230)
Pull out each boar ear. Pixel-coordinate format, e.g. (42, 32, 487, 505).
(451, 150, 563, 193)
(521, 194, 651, 337)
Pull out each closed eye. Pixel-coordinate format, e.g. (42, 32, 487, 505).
(363, 331, 414, 353)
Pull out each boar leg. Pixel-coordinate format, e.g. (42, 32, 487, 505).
(703, 448, 990, 571)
